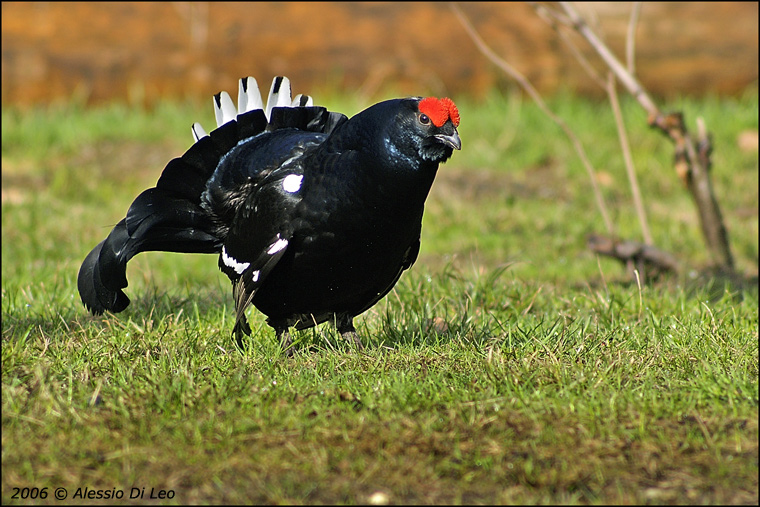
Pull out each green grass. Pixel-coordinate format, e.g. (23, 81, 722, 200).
(2, 87, 758, 504)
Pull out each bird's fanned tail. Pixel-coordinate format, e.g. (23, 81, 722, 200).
(77, 142, 230, 315)
(78, 76, 347, 315)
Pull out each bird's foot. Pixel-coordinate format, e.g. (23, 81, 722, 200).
(335, 314, 364, 352)
(233, 317, 253, 349)
(278, 328, 295, 357)
(341, 330, 365, 351)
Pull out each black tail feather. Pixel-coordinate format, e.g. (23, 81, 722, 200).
(77, 112, 254, 315)
(78, 189, 223, 315)
(78, 237, 131, 314)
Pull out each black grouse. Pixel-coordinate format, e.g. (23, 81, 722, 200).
(78, 76, 461, 354)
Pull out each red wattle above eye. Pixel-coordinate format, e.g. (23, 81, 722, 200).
(419, 97, 460, 128)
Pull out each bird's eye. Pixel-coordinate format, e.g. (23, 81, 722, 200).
(418, 113, 430, 125)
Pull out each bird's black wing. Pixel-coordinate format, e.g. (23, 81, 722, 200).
(230, 233, 290, 340)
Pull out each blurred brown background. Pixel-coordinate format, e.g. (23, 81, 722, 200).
(2, 2, 758, 107)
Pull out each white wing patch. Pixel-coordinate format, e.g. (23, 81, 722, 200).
(267, 236, 289, 255)
(222, 245, 250, 275)
(282, 174, 303, 193)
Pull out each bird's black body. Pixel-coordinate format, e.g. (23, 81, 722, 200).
(78, 77, 461, 353)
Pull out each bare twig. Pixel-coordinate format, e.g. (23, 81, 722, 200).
(451, 2, 615, 236)
(696, 117, 712, 171)
(626, 2, 642, 74)
(532, 3, 652, 245)
(557, 1, 734, 271)
(530, 2, 653, 247)
(530, 2, 606, 89)
(557, 2, 659, 116)
(454, 1, 735, 273)
(606, 73, 652, 245)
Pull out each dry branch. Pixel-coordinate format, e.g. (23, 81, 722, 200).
(555, 2, 734, 271)
(452, 1, 736, 277)
(534, 2, 654, 248)
(587, 234, 679, 283)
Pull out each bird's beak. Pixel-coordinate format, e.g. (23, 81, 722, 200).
(434, 130, 462, 151)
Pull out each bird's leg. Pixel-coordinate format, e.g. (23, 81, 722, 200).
(233, 315, 252, 350)
(335, 313, 364, 351)
(275, 325, 295, 357)
(232, 277, 253, 350)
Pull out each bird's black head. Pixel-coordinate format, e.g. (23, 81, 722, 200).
(341, 96, 461, 172)
(388, 96, 462, 166)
